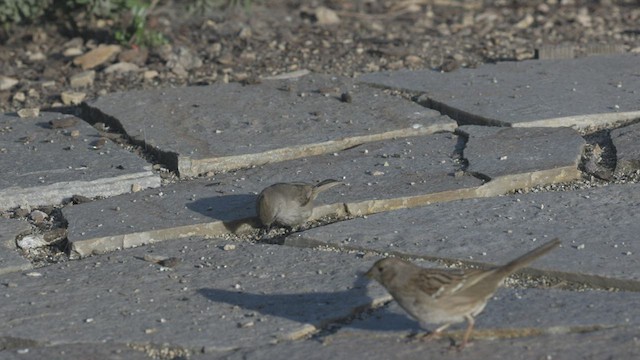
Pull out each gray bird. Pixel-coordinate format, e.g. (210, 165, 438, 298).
(366, 238, 561, 350)
(256, 179, 343, 229)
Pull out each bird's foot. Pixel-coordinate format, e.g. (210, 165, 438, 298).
(407, 331, 434, 343)
(448, 340, 472, 352)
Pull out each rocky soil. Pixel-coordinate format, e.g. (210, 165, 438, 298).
(1, 0, 639, 114)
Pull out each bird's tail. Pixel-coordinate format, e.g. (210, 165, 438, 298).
(498, 237, 561, 275)
(312, 179, 343, 194)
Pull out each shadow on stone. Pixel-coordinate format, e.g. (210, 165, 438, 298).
(196, 275, 419, 332)
(187, 194, 257, 222)
(187, 193, 261, 235)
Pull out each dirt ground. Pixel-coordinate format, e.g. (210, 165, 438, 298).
(1, 0, 639, 113)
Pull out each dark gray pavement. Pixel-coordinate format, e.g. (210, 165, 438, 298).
(359, 53, 640, 129)
(2, 54, 640, 359)
(0, 112, 160, 211)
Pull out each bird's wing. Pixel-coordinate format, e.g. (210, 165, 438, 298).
(413, 268, 467, 298)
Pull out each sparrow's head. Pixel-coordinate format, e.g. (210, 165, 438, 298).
(365, 257, 407, 285)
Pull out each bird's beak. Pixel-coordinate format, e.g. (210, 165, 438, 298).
(364, 268, 374, 279)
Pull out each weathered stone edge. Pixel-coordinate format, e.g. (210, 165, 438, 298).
(69, 166, 581, 258)
(0, 171, 161, 211)
(178, 119, 457, 177)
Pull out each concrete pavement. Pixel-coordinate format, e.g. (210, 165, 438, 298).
(1, 53, 640, 359)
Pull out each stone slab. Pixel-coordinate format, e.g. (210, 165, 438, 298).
(340, 288, 639, 335)
(459, 125, 584, 179)
(0, 218, 32, 275)
(62, 178, 259, 257)
(64, 126, 588, 257)
(84, 73, 455, 177)
(62, 133, 484, 257)
(0, 112, 160, 211)
(0, 236, 388, 354)
(215, 132, 484, 216)
(458, 126, 584, 194)
(225, 324, 640, 360)
(286, 183, 640, 290)
(0, 342, 150, 360)
(611, 121, 640, 175)
(359, 54, 640, 129)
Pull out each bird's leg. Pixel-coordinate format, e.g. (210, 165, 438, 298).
(420, 323, 451, 342)
(456, 315, 475, 350)
(258, 224, 275, 241)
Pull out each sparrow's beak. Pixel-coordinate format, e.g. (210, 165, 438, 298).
(364, 268, 374, 279)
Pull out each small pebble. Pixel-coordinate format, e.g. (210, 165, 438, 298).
(49, 117, 78, 129)
(29, 209, 48, 223)
(158, 257, 181, 268)
(17, 108, 40, 118)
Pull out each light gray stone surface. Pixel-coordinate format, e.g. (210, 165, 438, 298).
(458, 126, 584, 180)
(0, 218, 32, 275)
(611, 121, 640, 175)
(359, 54, 640, 129)
(0, 112, 160, 211)
(63, 134, 483, 257)
(0, 236, 387, 354)
(287, 183, 640, 290)
(223, 325, 640, 360)
(85, 73, 455, 176)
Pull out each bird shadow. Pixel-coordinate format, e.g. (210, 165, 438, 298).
(186, 194, 256, 221)
(185, 194, 261, 234)
(196, 274, 420, 332)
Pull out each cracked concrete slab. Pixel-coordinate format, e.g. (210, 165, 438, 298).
(62, 133, 483, 257)
(84, 73, 455, 177)
(458, 126, 584, 196)
(0, 112, 160, 211)
(359, 54, 640, 130)
(0, 218, 32, 275)
(64, 127, 588, 257)
(0, 236, 387, 355)
(611, 121, 640, 175)
(224, 324, 640, 360)
(286, 183, 640, 290)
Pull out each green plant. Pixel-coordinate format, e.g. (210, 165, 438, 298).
(187, 0, 255, 14)
(0, 0, 51, 26)
(114, 0, 167, 48)
(1, 0, 167, 48)
(59, 0, 129, 18)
